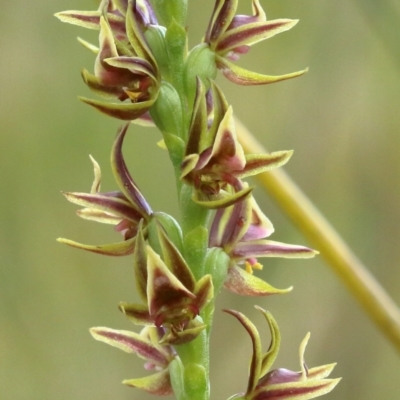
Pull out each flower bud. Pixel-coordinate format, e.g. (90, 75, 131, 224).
(183, 363, 209, 400)
(184, 43, 217, 106)
(144, 24, 170, 79)
(150, 81, 184, 136)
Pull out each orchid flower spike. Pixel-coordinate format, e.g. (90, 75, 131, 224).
(204, 0, 307, 85)
(58, 123, 152, 256)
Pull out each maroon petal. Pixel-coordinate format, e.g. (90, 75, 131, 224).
(81, 69, 125, 98)
(111, 124, 153, 216)
(157, 224, 196, 292)
(160, 322, 207, 345)
(228, 0, 266, 29)
(123, 369, 173, 396)
(207, 0, 237, 45)
(232, 240, 317, 260)
(104, 56, 157, 81)
(252, 379, 340, 400)
(146, 246, 195, 318)
(119, 302, 154, 325)
(133, 221, 148, 301)
(209, 196, 251, 248)
(217, 20, 298, 55)
(224, 308, 262, 394)
(185, 77, 208, 156)
(62, 191, 143, 222)
(79, 96, 156, 120)
(55, 10, 126, 37)
(90, 327, 169, 366)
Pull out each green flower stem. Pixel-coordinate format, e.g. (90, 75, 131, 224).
(179, 184, 211, 237)
(235, 117, 400, 353)
(149, 8, 224, 397)
(152, 0, 188, 27)
(170, 309, 211, 400)
(153, 15, 213, 400)
(174, 333, 209, 370)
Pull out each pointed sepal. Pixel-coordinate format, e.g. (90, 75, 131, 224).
(146, 245, 195, 322)
(217, 57, 308, 86)
(159, 319, 207, 345)
(90, 325, 174, 396)
(217, 19, 299, 55)
(111, 124, 153, 218)
(133, 220, 148, 301)
(192, 185, 253, 209)
(225, 307, 340, 400)
(157, 223, 196, 292)
(119, 302, 154, 326)
(223, 308, 262, 394)
(56, 237, 135, 256)
(90, 327, 169, 366)
(123, 369, 173, 396)
(224, 265, 292, 296)
(79, 96, 156, 120)
(238, 151, 293, 179)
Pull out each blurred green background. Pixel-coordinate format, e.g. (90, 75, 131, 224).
(1, 0, 399, 399)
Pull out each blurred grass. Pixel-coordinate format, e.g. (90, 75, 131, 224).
(1, 1, 399, 399)
(353, 0, 400, 68)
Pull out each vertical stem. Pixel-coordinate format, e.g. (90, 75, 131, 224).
(177, 184, 212, 400)
(179, 184, 211, 236)
(147, 6, 215, 398)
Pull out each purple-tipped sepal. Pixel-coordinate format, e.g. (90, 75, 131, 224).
(56, 1, 160, 121)
(181, 82, 293, 209)
(58, 124, 152, 255)
(90, 325, 174, 395)
(204, 0, 307, 85)
(209, 193, 317, 296)
(120, 223, 214, 345)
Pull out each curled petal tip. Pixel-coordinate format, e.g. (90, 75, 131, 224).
(79, 96, 155, 120)
(239, 150, 294, 179)
(193, 186, 253, 209)
(57, 237, 135, 256)
(218, 56, 309, 86)
(77, 37, 99, 53)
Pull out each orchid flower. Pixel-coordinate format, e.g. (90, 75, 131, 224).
(91, 325, 175, 396)
(56, 0, 160, 120)
(119, 222, 214, 345)
(209, 192, 317, 296)
(204, 0, 307, 85)
(225, 307, 340, 400)
(181, 81, 293, 208)
(58, 124, 152, 255)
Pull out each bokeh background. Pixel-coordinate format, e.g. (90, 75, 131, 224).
(1, 0, 399, 399)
